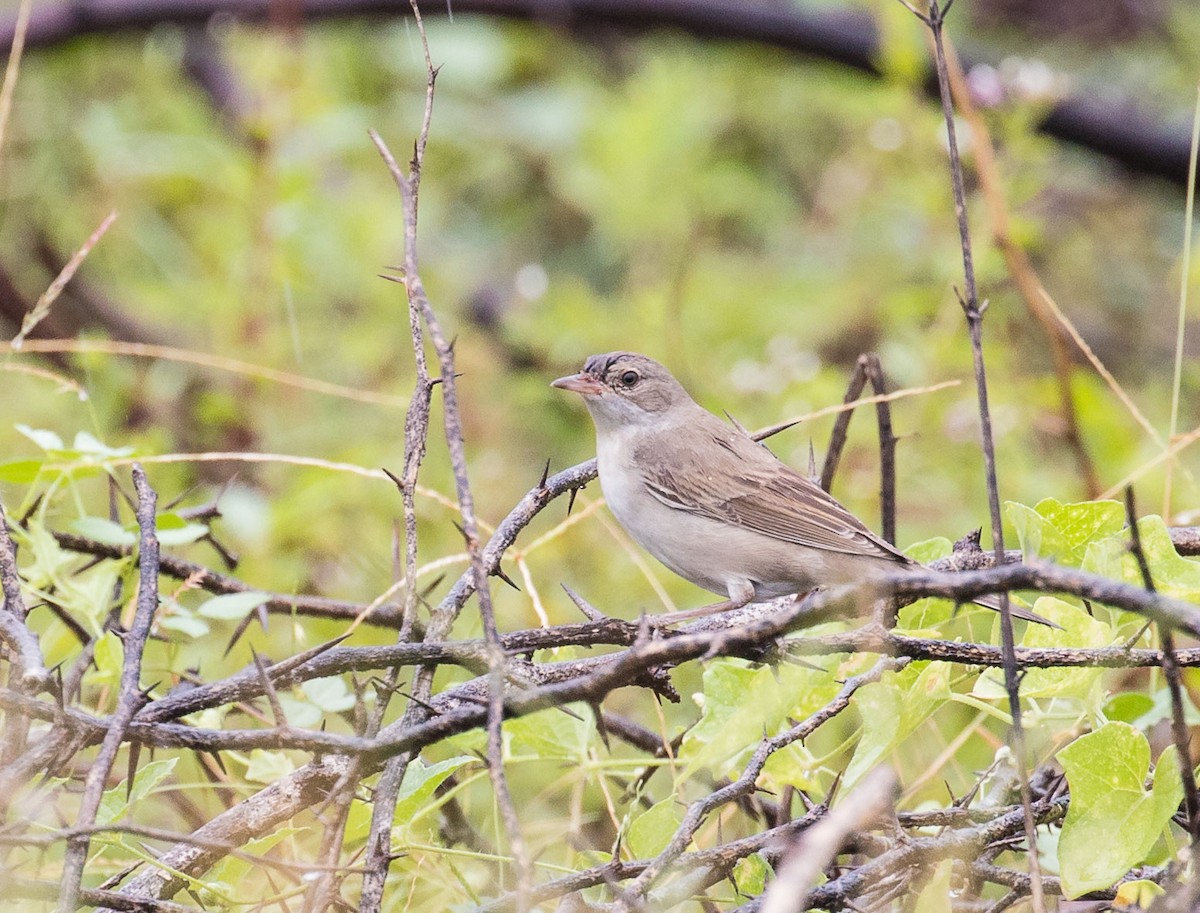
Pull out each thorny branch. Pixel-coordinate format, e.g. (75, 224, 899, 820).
(365, 3, 531, 910)
(905, 0, 1045, 907)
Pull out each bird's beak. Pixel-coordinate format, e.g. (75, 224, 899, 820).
(551, 372, 606, 396)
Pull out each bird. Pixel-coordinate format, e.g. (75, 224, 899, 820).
(551, 351, 1051, 625)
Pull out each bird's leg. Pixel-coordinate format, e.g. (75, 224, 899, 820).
(651, 581, 756, 627)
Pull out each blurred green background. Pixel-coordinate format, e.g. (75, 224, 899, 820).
(2, 0, 1200, 904)
(3, 0, 1197, 630)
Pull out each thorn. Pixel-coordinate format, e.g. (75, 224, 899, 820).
(808, 440, 817, 481)
(591, 703, 610, 751)
(723, 410, 750, 436)
(561, 583, 603, 621)
(382, 467, 404, 492)
(538, 458, 551, 489)
(126, 741, 142, 801)
(448, 335, 458, 354)
(567, 486, 581, 516)
(378, 273, 405, 284)
(493, 566, 521, 592)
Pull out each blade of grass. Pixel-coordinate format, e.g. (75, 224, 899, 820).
(0, 0, 31, 176)
(1165, 81, 1200, 518)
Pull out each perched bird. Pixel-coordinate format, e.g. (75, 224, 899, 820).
(552, 351, 1049, 625)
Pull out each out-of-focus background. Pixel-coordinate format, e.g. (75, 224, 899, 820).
(2, 0, 1198, 629)
(1, 2, 1199, 904)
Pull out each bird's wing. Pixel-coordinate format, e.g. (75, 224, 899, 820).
(638, 419, 910, 564)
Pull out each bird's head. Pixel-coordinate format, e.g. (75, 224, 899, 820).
(551, 352, 691, 432)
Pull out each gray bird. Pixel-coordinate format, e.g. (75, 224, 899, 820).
(552, 351, 1049, 625)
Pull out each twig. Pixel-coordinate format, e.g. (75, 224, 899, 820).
(11, 209, 118, 348)
(940, 38, 1100, 498)
(0, 501, 46, 688)
(1125, 485, 1200, 899)
(760, 766, 897, 913)
(818, 353, 897, 543)
(0, 0, 31, 175)
(616, 657, 906, 908)
(59, 464, 160, 911)
(908, 1, 1045, 907)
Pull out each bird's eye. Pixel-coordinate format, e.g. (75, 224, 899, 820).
(619, 370, 640, 387)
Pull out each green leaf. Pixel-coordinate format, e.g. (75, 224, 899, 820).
(301, 677, 356, 713)
(843, 661, 951, 790)
(679, 657, 838, 778)
(1083, 516, 1200, 606)
(974, 597, 1114, 700)
(15, 424, 64, 452)
(759, 741, 822, 793)
(394, 755, 474, 823)
(505, 704, 594, 762)
(1006, 498, 1125, 567)
(157, 609, 211, 638)
(196, 591, 271, 620)
(69, 517, 137, 548)
(97, 758, 178, 824)
(87, 631, 124, 689)
(1115, 879, 1166, 906)
(1057, 722, 1183, 897)
(903, 537, 953, 563)
(732, 853, 771, 898)
(244, 749, 295, 784)
(0, 460, 44, 483)
(155, 522, 209, 547)
(72, 431, 135, 458)
(625, 798, 681, 859)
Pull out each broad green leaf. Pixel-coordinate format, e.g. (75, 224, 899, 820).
(208, 826, 303, 890)
(72, 431, 135, 458)
(244, 749, 295, 784)
(1006, 498, 1125, 567)
(904, 537, 953, 563)
(157, 612, 210, 639)
(732, 852, 771, 897)
(69, 517, 137, 548)
(97, 758, 178, 824)
(87, 631, 124, 689)
(843, 661, 951, 790)
(505, 704, 594, 761)
(625, 798, 681, 859)
(156, 523, 209, 547)
(759, 741, 822, 792)
(679, 657, 839, 778)
(1115, 879, 1165, 906)
(896, 537, 957, 630)
(15, 424, 64, 452)
(1057, 722, 1183, 897)
(1103, 693, 1155, 726)
(301, 677, 356, 713)
(974, 597, 1114, 701)
(394, 755, 474, 823)
(1083, 516, 1200, 606)
(196, 591, 271, 620)
(0, 460, 44, 483)
(275, 693, 321, 728)
(53, 558, 126, 630)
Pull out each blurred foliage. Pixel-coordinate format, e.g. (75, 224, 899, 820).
(2, 0, 1200, 909)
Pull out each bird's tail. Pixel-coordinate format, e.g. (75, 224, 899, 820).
(973, 593, 1061, 629)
